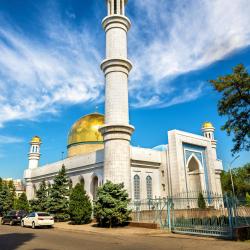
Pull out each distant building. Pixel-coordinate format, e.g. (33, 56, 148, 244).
(3, 178, 25, 197)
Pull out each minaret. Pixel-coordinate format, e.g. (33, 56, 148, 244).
(28, 136, 42, 169)
(99, 0, 134, 196)
(202, 122, 216, 149)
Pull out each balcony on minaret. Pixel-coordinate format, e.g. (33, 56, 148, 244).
(107, 0, 126, 16)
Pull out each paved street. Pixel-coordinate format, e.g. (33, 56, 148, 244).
(0, 224, 249, 250)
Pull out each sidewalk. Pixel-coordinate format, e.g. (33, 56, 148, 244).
(53, 222, 220, 241)
(54, 222, 168, 236)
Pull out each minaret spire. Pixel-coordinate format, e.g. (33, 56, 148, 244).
(28, 136, 42, 169)
(100, 0, 134, 196)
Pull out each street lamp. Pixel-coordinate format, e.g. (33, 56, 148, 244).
(228, 155, 240, 197)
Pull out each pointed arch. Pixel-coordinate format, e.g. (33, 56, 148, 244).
(186, 154, 202, 192)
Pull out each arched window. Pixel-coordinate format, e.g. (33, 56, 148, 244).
(80, 177, 85, 190)
(134, 175, 140, 200)
(146, 176, 153, 199)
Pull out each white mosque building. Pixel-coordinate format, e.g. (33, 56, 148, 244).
(24, 0, 223, 201)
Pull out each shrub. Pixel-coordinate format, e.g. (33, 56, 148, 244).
(94, 181, 131, 227)
(69, 183, 92, 224)
(198, 192, 206, 209)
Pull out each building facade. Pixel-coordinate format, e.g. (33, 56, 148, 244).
(24, 0, 223, 201)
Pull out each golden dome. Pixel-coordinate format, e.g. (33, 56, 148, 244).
(31, 136, 41, 143)
(202, 122, 214, 129)
(67, 113, 104, 157)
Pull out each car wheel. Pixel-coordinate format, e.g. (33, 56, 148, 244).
(32, 222, 36, 229)
(10, 220, 14, 226)
(21, 221, 24, 227)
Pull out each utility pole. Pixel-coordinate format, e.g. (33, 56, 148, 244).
(228, 155, 240, 197)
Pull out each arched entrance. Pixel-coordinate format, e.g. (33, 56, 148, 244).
(91, 176, 98, 200)
(187, 156, 202, 192)
(80, 177, 85, 190)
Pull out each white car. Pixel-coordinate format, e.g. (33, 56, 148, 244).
(21, 212, 54, 229)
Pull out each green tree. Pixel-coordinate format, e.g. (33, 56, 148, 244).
(15, 193, 29, 211)
(246, 192, 250, 206)
(36, 181, 48, 211)
(221, 163, 250, 197)
(94, 181, 131, 228)
(0, 182, 13, 214)
(29, 199, 40, 212)
(69, 183, 92, 224)
(198, 192, 206, 209)
(210, 64, 250, 154)
(47, 165, 69, 221)
(8, 180, 16, 209)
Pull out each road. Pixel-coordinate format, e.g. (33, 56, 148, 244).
(0, 224, 249, 250)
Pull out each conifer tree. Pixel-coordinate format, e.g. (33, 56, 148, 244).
(16, 193, 29, 211)
(94, 181, 131, 227)
(47, 165, 69, 221)
(8, 180, 16, 209)
(29, 199, 40, 212)
(69, 183, 92, 224)
(198, 192, 206, 209)
(36, 181, 48, 211)
(0, 182, 13, 214)
(246, 192, 250, 206)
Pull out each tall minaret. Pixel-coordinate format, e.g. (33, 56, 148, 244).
(28, 136, 42, 169)
(99, 0, 134, 196)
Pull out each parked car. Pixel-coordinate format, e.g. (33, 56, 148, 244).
(1, 210, 27, 226)
(21, 212, 54, 229)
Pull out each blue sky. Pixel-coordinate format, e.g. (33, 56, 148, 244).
(0, 0, 249, 179)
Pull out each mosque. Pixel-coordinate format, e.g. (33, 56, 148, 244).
(24, 0, 223, 201)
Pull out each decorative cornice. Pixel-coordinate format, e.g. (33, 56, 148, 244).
(102, 15, 131, 32)
(100, 58, 132, 75)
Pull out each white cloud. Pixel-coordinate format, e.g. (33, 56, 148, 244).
(0, 135, 23, 144)
(129, 0, 250, 107)
(0, 11, 103, 126)
(0, 0, 250, 125)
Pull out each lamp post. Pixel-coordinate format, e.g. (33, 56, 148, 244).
(228, 155, 240, 197)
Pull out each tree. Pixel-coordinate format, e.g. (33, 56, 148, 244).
(210, 64, 250, 154)
(29, 199, 40, 212)
(69, 183, 92, 224)
(0, 182, 13, 215)
(94, 181, 131, 228)
(246, 192, 250, 206)
(47, 165, 69, 221)
(15, 193, 29, 211)
(221, 163, 250, 198)
(36, 181, 48, 211)
(8, 180, 16, 210)
(198, 192, 206, 209)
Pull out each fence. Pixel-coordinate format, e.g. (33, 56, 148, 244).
(129, 192, 250, 238)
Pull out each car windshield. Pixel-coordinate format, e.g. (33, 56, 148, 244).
(37, 213, 50, 217)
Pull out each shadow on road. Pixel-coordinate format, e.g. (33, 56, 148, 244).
(0, 233, 35, 250)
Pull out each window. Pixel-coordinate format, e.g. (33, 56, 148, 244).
(162, 184, 166, 192)
(134, 175, 140, 200)
(146, 176, 152, 199)
(114, 0, 117, 14)
(161, 170, 164, 177)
